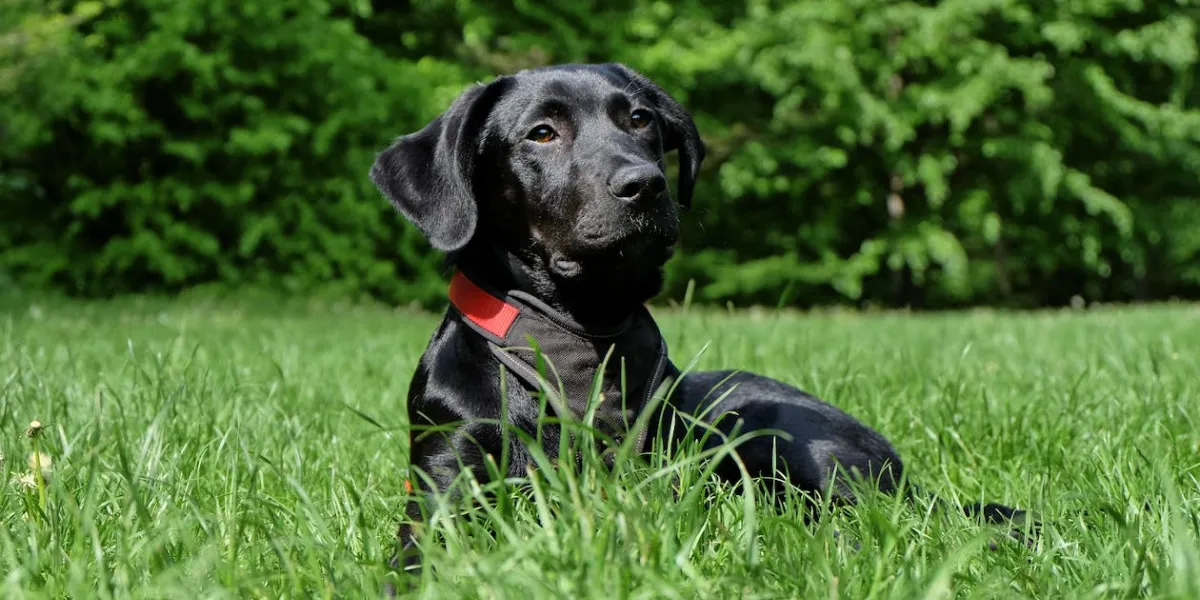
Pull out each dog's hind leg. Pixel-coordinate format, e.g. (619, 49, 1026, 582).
(662, 369, 905, 507)
(661, 369, 1036, 543)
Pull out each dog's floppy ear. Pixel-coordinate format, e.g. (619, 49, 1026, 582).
(608, 64, 706, 208)
(370, 78, 511, 252)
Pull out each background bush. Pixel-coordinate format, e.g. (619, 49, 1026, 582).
(3, 0, 1199, 309)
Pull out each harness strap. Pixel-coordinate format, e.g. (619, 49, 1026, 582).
(447, 271, 672, 453)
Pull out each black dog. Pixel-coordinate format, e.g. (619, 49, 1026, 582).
(370, 63, 1025, 576)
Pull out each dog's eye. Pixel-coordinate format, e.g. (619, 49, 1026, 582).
(527, 125, 558, 143)
(630, 109, 653, 129)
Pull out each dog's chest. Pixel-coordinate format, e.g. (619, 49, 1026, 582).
(494, 307, 669, 426)
(446, 272, 674, 450)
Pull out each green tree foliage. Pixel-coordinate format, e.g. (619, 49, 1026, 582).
(2, 0, 1198, 309)
(1, 0, 471, 305)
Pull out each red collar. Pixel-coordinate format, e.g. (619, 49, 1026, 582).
(447, 271, 520, 338)
(444, 269, 673, 458)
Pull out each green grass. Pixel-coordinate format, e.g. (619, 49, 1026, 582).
(2, 292, 1199, 599)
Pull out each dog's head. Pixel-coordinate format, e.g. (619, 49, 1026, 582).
(370, 63, 704, 314)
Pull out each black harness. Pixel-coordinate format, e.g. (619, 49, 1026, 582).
(446, 270, 677, 453)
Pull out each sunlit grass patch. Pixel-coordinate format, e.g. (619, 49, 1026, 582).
(2, 295, 1198, 598)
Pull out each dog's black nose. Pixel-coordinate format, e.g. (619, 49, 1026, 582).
(608, 165, 667, 203)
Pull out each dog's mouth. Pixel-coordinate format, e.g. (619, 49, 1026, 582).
(549, 236, 677, 280)
(541, 202, 679, 279)
(577, 205, 678, 246)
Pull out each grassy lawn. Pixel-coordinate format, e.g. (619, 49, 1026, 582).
(2, 292, 1199, 598)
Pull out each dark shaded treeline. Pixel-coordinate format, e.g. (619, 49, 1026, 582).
(2, 0, 1198, 309)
